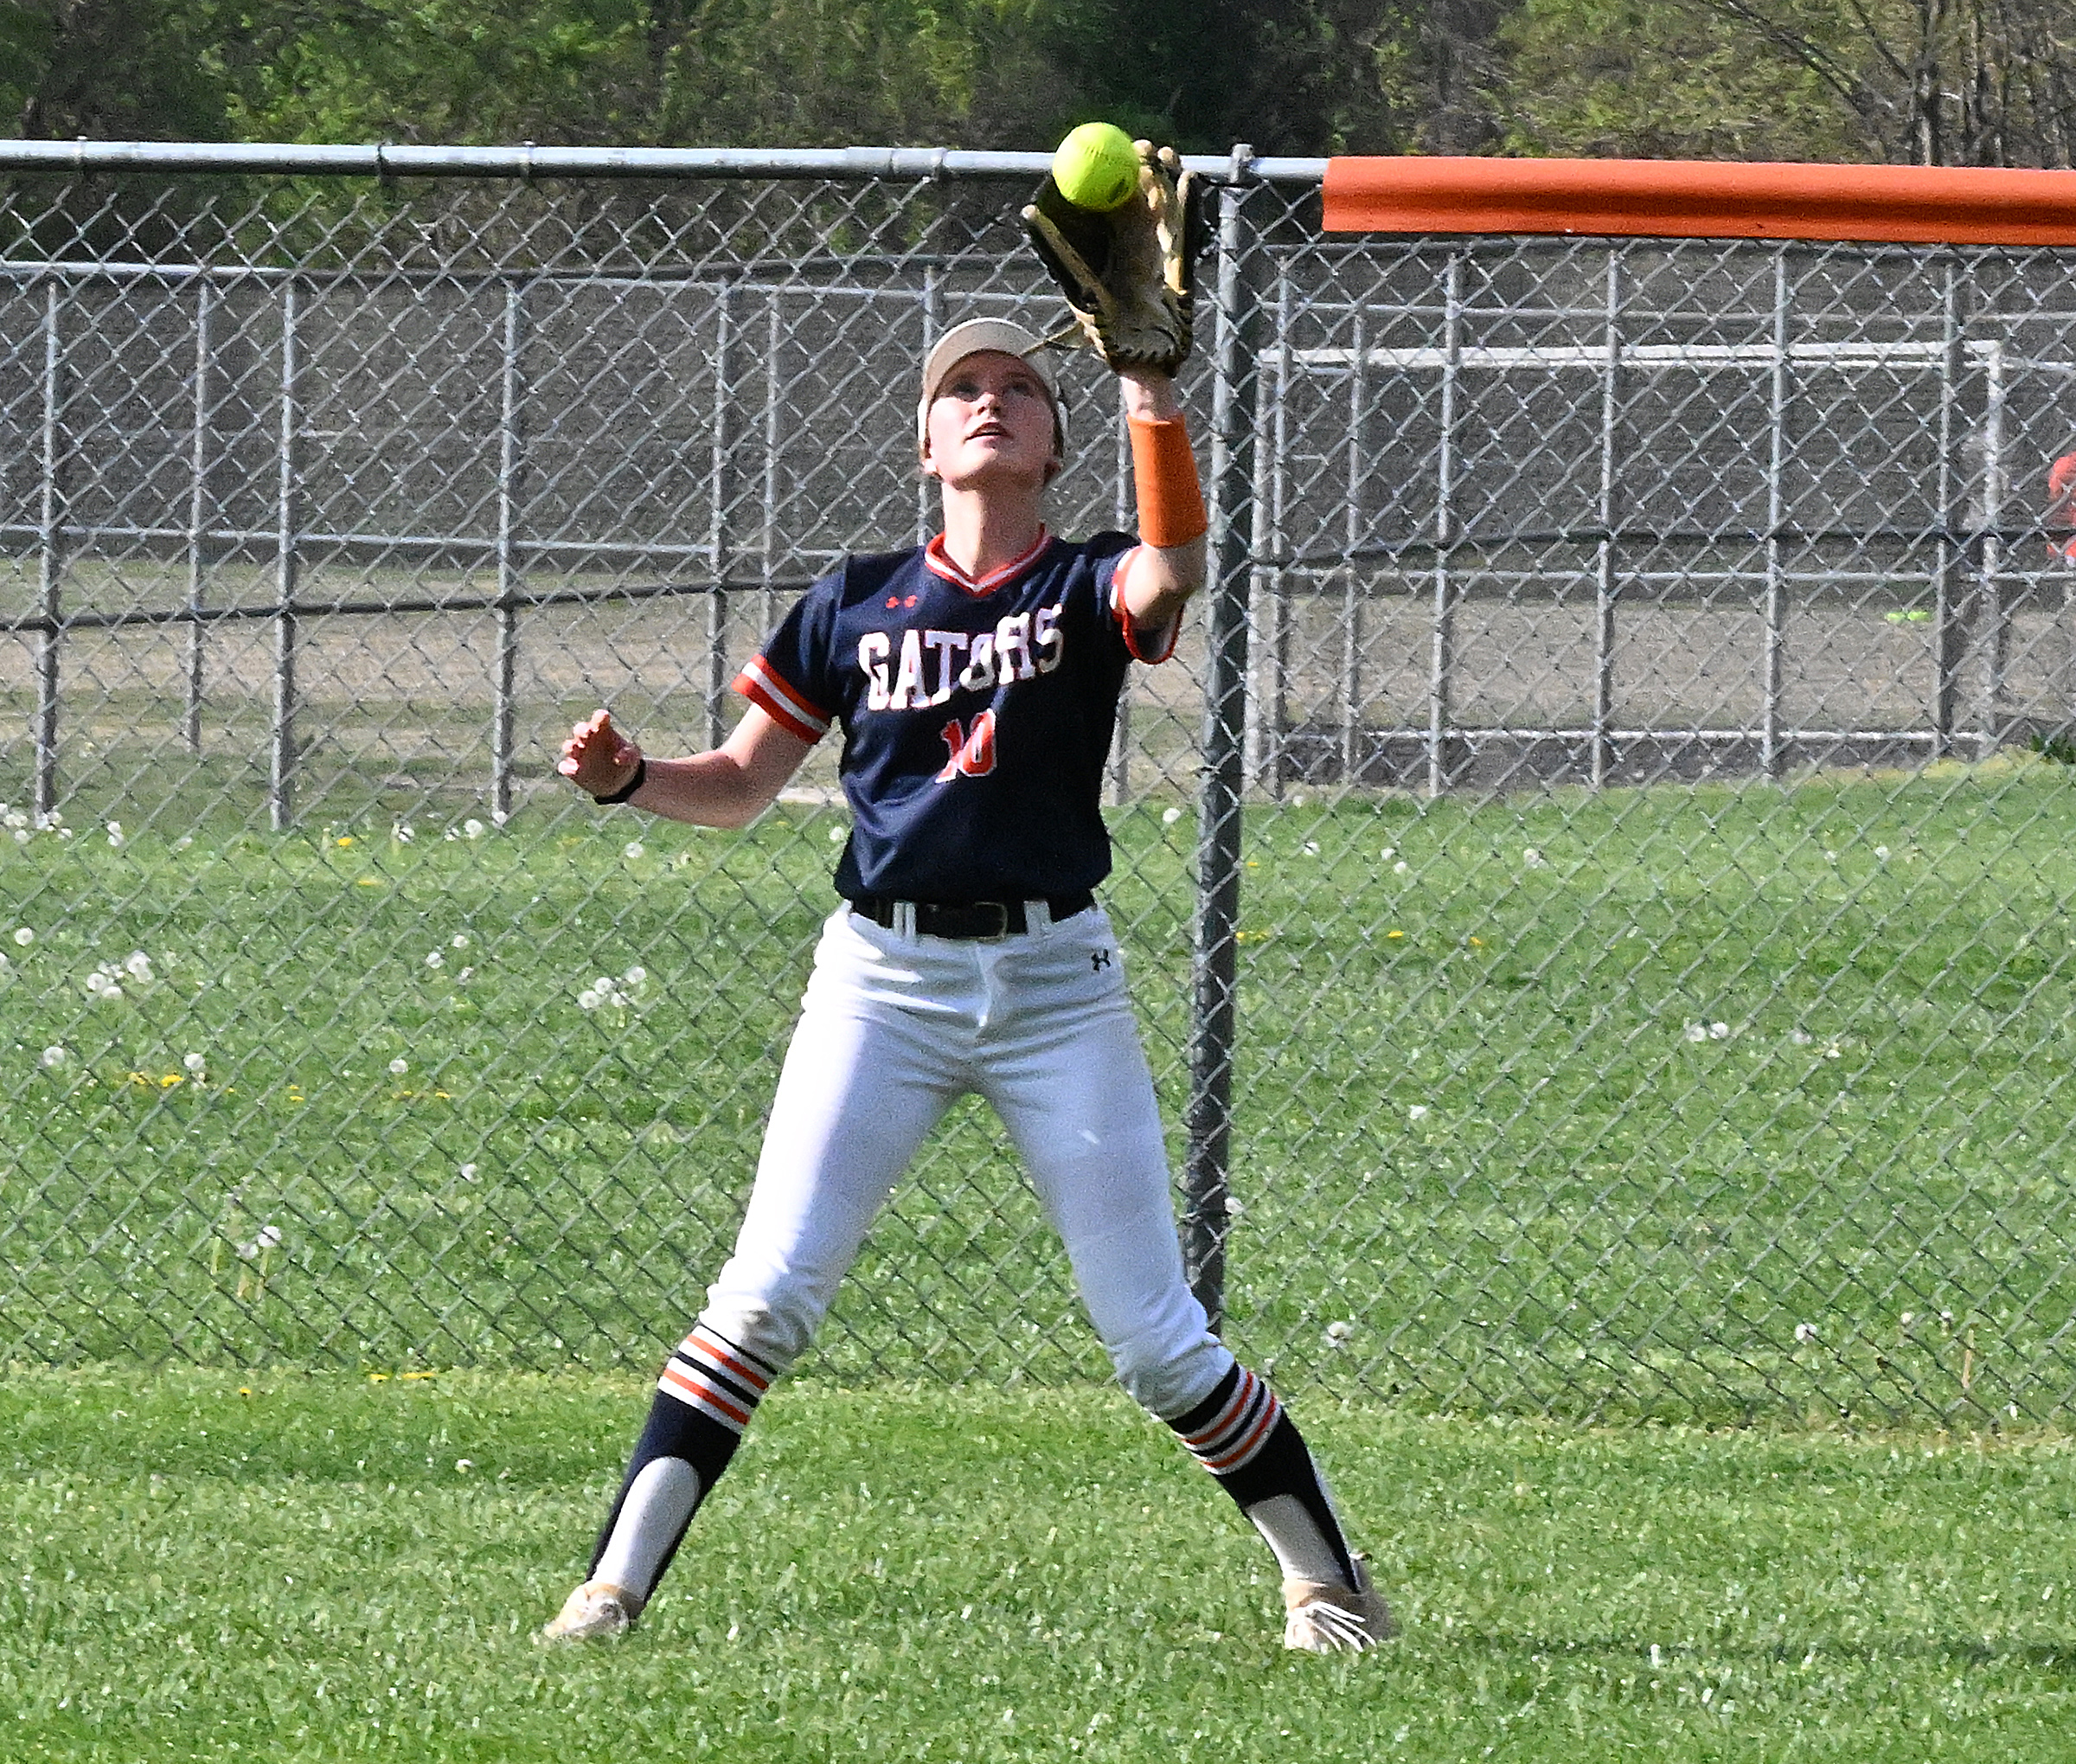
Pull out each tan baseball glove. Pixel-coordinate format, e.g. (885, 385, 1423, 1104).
(1021, 141, 1207, 377)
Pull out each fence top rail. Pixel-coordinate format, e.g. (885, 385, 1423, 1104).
(0, 138, 1329, 186)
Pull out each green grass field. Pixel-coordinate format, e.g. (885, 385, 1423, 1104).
(5, 750, 2076, 1423)
(6, 1370, 2075, 1761)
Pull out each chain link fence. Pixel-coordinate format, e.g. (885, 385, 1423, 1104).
(3, 144, 2076, 1425)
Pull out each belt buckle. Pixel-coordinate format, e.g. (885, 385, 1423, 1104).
(972, 901, 1010, 939)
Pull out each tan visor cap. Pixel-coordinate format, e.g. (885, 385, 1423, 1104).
(916, 318, 1065, 454)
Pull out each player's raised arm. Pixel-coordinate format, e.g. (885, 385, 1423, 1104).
(1022, 138, 1210, 639)
(557, 706, 812, 830)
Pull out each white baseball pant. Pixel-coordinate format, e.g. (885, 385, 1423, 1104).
(695, 901, 1234, 1421)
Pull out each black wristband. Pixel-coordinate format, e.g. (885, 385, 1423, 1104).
(593, 755, 646, 806)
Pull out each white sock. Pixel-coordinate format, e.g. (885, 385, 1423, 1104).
(1246, 1491, 1349, 1586)
(593, 1456, 701, 1604)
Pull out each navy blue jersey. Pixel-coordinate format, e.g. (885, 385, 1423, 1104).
(732, 529, 1176, 902)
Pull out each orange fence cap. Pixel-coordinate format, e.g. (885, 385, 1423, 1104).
(1322, 157, 2076, 247)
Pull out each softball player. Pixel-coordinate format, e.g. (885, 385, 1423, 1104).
(543, 312, 1390, 1654)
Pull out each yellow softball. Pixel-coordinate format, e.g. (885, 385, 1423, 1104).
(1051, 123, 1141, 214)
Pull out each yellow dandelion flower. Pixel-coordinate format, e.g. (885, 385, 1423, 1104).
(1386, 929, 1404, 940)
(336, 836, 354, 847)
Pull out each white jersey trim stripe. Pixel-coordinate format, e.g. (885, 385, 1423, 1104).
(733, 654, 830, 742)
(922, 528, 1054, 596)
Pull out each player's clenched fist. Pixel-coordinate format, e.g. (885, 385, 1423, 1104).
(559, 709, 643, 801)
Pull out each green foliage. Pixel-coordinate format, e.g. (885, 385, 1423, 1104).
(1497, 0, 1870, 160)
(0, 0, 231, 138)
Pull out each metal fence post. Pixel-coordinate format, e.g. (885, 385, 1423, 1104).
(1340, 311, 1365, 783)
(1592, 253, 1623, 787)
(1933, 257, 1966, 756)
(1977, 337, 2008, 744)
(35, 278, 65, 820)
(1763, 251, 1791, 779)
(705, 282, 734, 750)
(271, 279, 300, 831)
(185, 277, 214, 756)
(1109, 375, 1133, 805)
(1428, 251, 1464, 799)
(493, 278, 528, 818)
(760, 293, 782, 638)
(917, 269, 941, 548)
(1244, 260, 1289, 799)
(1182, 153, 1262, 1327)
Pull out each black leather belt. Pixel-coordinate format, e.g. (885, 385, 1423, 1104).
(849, 891, 1094, 940)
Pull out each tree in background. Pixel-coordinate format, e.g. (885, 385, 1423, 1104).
(2, 0, 2072, 165)
(3, 0, 227, 138)
(1500, 0, 2076, 165)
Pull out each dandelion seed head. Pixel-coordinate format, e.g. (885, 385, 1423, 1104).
(424, 951, 444, 968)
(451, 933, 469, 949)
(463, 819, 484, 839)
(1302, 841, 1321, 856)
(1161, 805, 1183, 824)
(14, 927, 33, 946)
(39, 1045, 65, 1068)
(623, 965, 646, 987)
(256, 1224, 282, 1249)
(1874, 845, 1890, 860)
(1794, 1322, 1817, 1344)
(1381, 847, 1395, 862)
(1523, 847, 1545, 867)
(1408, 1104, 1430, 1120)
(578, 990, 602, 1011)
(1392, 860, 1408, 875)
(124, 951, 152, 979)
(1709, 1021, 1730, 1039)
(388, 1057, 408, 1076)
(183, 1052, 206, 1074)
(828, 825, 846, 843)
(1684, 1023, 1708, 1042)
(623, 841, 645, 860)
(458, 1162, 477, 1182)
(1324, 1319, 1355, 1343)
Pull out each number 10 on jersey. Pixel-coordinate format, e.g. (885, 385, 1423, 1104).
(935, 710, 997, 780)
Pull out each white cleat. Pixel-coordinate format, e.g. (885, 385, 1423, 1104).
(1283, 1556, 1397, 1653)
(536, 1579, 641, 1644)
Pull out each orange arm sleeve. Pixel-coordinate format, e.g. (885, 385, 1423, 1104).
(1128, 413, 1208, 549)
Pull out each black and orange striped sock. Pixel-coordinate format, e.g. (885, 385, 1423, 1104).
(1166, 1363, 1358, 1588)
(586, 1325, 780, 1601)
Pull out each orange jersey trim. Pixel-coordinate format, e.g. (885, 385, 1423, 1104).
(1323, 157, 2076, 247)
(1112, 548, 1180, 665)
(923, 528, 1054, 596)
(733, 654, 829, 743)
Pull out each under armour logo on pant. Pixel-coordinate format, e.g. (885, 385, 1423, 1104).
(1092, 949, 1113, 971)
